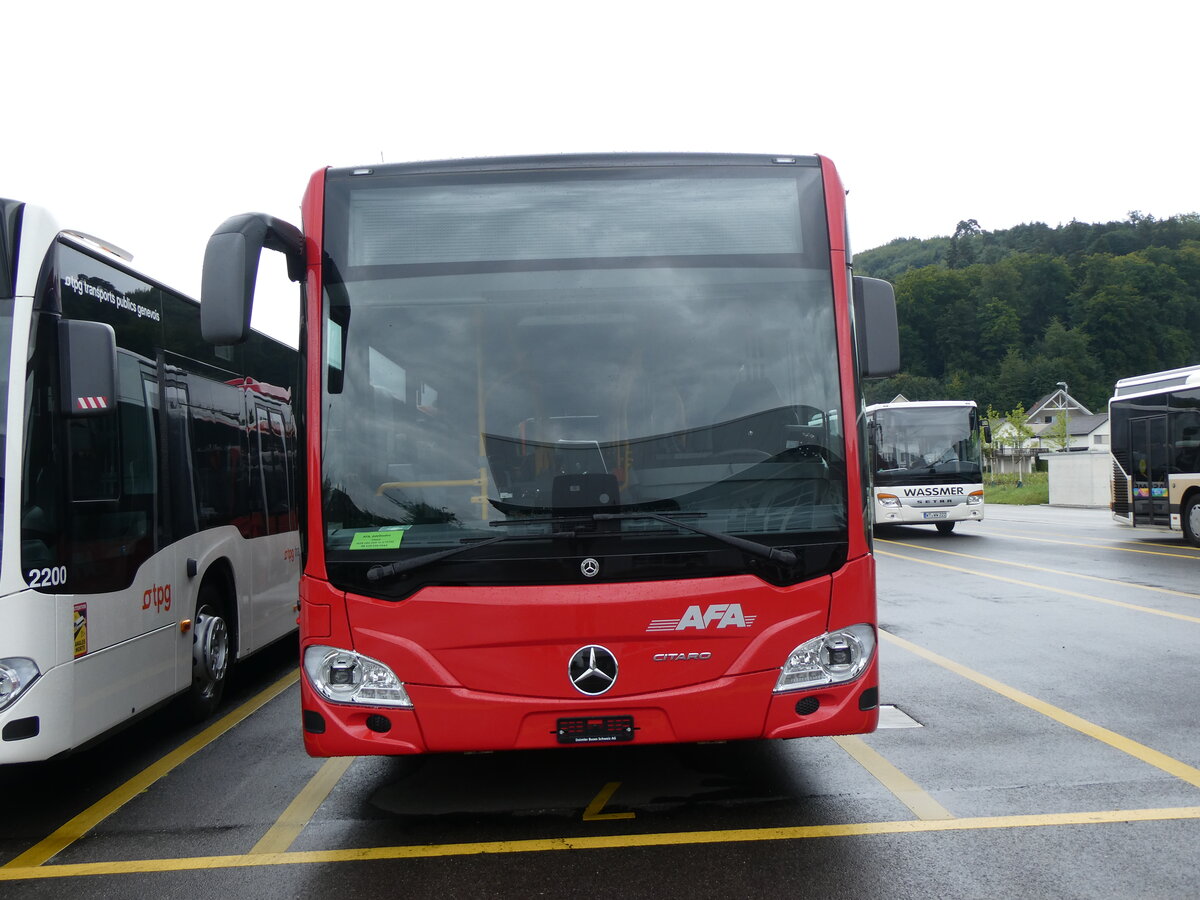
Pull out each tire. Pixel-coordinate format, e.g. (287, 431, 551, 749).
(1183, 494, 1200, 548)
(187, 583, 232, 721)
(935, 521, 956, 535)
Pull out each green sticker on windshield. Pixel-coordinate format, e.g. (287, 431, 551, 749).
(350, 529, 408, 550)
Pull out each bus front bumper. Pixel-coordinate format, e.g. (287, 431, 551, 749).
(876, 504, 983, 526)
(299, 660, 879, 756)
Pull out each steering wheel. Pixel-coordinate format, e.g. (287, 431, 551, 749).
(791, 444, 829, 465)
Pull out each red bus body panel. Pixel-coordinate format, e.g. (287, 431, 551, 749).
(300, 555, 877, 755)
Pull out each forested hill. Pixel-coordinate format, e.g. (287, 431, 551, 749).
(853, 213, 1200, 416)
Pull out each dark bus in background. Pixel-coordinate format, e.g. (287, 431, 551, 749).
(1110, 365, 1200, 546)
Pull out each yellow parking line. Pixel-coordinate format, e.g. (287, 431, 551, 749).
(3, 806, 1198, 880)
(978, 530, 1200, 560)
(3, 669, 300, 870)
(879, 630, 1200, 789)
(877, 549, 1200, 624)
(582, 782, 636, 821)
(878, 537, 1200, 602)
(833, 736, 954, 820)
(981, 522, 1200, 553)
(250, 756, 355, 854)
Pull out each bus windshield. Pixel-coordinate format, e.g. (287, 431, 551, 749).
(872, 405, 982, 485)
(319, 166, 847, 577)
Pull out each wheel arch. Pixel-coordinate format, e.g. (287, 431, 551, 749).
(196, 556, 240, 659)
(1180, 485, 1200, 546)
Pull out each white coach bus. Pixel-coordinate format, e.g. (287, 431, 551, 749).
(865, 400, 985, 534)
(0, 199, 299, 763)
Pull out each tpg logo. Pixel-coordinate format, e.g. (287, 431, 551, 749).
(142, 583, 172, 613)
(646, 603, 756, 631)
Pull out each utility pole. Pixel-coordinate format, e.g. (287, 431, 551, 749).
(1056, 381, 1070, 451)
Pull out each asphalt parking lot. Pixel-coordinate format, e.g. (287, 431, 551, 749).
(2, 505, 1197, 899)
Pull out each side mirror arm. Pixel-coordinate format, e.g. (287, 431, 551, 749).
(201, 213, 303, 345)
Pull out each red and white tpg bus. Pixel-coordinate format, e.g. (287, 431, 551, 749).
(0, 200, 299, 763)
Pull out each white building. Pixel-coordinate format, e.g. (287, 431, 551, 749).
(987, 387, 1109, 476)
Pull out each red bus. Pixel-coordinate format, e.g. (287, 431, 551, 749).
(200, 154, 898, 756)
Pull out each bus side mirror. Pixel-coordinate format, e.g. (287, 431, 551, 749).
(983, 423, 993, 443)
(59, 319, 116, 416)
(201, 213, 304, 345)
(853, 276, 900, 378)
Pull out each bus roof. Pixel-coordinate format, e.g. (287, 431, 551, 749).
(865, 400, 977, 413)
(326, 153, 823, 179)
(1, 198, 295, 352)
(1111, 364, 1200, 400)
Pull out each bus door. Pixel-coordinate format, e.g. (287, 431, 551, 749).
(64, 353, 179, 738)
(248, 402, 298, 648)
(1130, 415, 1169, 525)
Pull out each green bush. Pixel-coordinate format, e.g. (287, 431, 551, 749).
(984, 471, 1048, 504)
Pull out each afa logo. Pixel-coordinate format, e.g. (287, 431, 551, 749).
(646, 603, 756, 631)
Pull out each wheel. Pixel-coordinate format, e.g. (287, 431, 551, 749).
(187, 584, 231, 720)
(935, 521, 956, 535)
(1183, 494, 1200, 547)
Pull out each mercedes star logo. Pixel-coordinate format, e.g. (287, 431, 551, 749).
(580, 557, 600, 578)
(568, 645, 618, 695)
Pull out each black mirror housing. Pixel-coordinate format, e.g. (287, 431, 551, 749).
(853, 275, 900, 378)
(59, 319, 117, 416)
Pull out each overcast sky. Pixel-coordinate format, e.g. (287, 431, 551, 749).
(4, 0, 1195, 345)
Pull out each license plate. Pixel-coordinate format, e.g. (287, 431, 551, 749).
(556, 716, 635, 744)
(922, 511, 948, 520)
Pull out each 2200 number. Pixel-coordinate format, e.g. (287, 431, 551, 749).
(27, 566, 68, 588)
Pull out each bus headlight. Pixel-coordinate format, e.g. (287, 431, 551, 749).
(774, 625, 876, 692)
(877, 493, 901, 509)
(303, 646, 413, 708)
(0, 658, 40, 711)
(967, 490, 983, 505)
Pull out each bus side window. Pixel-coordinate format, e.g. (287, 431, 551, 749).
(67, 415, 119, 502)
(21, 316, 63, 575)
(1175, 414, 1200, 472)
(258, 405, 292, 534)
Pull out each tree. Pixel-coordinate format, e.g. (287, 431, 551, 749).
(947, 219, 981, 269)
(893, 265, 977, 378)
(999, 404, 1036, 484)
(851, 213, 1200, 420)
(978, 297, 1022, 364)
(1044, 408, 1070, 452)
(982, 404, 1007, 480)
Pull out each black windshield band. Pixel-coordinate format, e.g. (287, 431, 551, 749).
(330, 533, 847, 602)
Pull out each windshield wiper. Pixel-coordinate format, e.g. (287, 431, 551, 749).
(366, 510, 796, 583)
(592, 512, 797, 566)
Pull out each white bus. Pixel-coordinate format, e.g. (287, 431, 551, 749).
(865, 400, 985, 534)
(1109, 365, 1200, 546)
(0, 199, 300, 763)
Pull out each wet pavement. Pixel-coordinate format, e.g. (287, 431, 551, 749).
(2, 505, 1197, 898)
